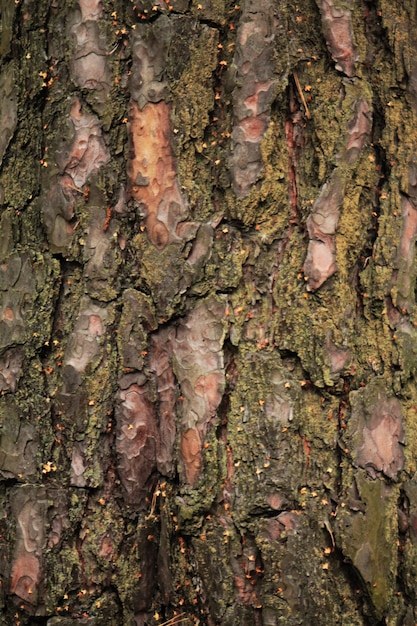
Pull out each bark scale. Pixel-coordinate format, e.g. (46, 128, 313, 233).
(1, 1, 417, 625)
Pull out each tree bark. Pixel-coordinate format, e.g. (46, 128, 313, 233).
(1, 0, 417, 624)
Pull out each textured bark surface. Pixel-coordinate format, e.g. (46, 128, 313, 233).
(2, 1, 417, 624)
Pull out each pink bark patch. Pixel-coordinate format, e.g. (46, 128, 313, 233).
(304, 237, 337, 291)
(194, 372, 223, 412)
(229, 4, 276, 197)
(348, 381, 405, 479)
(266, 493, 285, 511)
(239, 115, 268, 142)
(10, 490, 47, 606)
(70, 443, 86, 487)
(45, 99, 110, 250)
(116, 383, 158, 506)
(319, 0, 357, 77)
(66, 99, 110, 188)
(325, 335, 351, 376)
(64, 301, 108, 375)
(78, 0, 102, 20)
(0, 347, 24, 392)
(99, 535, 115, 558)
(243, 82, 273, 117)
(356, 412, 404, 479)
(172, 297, 226, 485)
(304, 170, 343, 290)
(88, 314, 103, 336)
(346, 98, 371, 163)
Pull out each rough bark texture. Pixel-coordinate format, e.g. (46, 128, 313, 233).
(1, 1, 417, 625)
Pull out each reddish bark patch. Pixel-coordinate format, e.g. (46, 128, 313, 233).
(66, 99, 110, 188)
(239, 115, 268, 142)
(78, 0, 102, 20)
(356, 411, 404, 479)
(304, 237, 337, 290)
(99, 535, 115, 559)
(194, 372, 224, 413)
(325, 335, 351, 377)
(127, 101, 187, 250)
(243, 82, 272, 117)
(64, 300, 108, 376)
(10, 554, 40, 604)
(266, 493, 285, 511)
(180, 427, 202, 486)
(46, 100, 109, 250)
(3, 306, 14, 321)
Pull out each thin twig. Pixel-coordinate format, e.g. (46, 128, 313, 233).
(293, 71, 311, 119)
(146, 482, 161, 520)
(64, 182, 85, 195)
(158, 613, 189, 626)
(323, 517, 335, 549)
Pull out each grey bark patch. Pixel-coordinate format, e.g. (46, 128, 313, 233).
(0, 253, 37, 349)
(0, 403, 37, 478)
(229, 1, 277, 197)
(0, 63, 17, 167)
(0, 346, 24, 392)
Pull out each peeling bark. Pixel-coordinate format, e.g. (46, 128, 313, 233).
(3, 1, 417, 625)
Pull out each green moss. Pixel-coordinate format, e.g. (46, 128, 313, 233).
(336, 469, 399, 620)
(223, 348, 306, 525)
(336, 176, 377, 282)
(225, 104, 290, 232)
(0, 130, 41, 210)
(170, 24, 219, 222)
(202, 225, 244, 292)
(81, 338, 119, 488)
(191, 519, 236, 622)
(113, 515, 159, 616)
(133, 238, 191, 319)
(45, 544, 82, 613)
(117, 288, 156, 373)
(190, 0, 226, 22)
(400, 384, 417, 474)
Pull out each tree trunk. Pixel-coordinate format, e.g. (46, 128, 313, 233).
(1, 0, 417, 624)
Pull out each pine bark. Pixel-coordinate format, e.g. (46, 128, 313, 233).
(1, 1, 417, 624)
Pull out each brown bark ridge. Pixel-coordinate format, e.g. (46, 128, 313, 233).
(2, 0, 417, 624)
